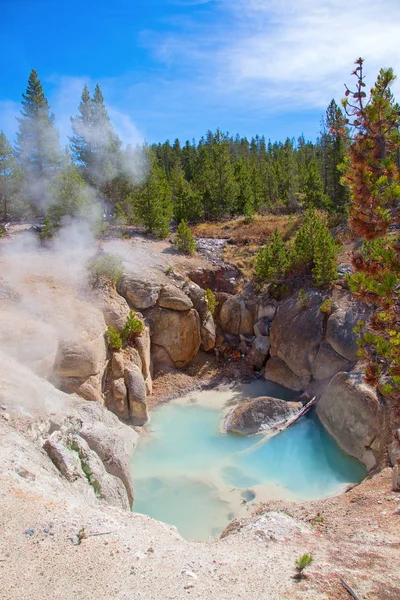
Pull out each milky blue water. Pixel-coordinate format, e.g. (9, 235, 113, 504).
(130, 383, 366, 541)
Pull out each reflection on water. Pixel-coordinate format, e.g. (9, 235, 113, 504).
(131, 382, 366, 541)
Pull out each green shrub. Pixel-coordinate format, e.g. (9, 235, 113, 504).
(320, 299, 333, 314)
(87, 253, 123, 287)
(121, 311, 144, 344)
(205, 288, 218, 315)
(254, 229, 288, 282)
(295, 553, 314, 579)
(174, 220, 197, 255)
(106, 326, 122, 351)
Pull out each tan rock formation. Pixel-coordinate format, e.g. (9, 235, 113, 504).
(264, 356, 310, 392)
(317, 371, 384, 470)
(148, 306, 201, 368)
(225, 396, 302, 435)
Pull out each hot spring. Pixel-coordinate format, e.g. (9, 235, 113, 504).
(130, 380, 366, 541)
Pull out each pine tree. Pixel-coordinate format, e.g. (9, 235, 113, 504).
(174, 220, 196, 255)
(302, 160, 330, 209)
(342, 59, 400, 398)
(135, 150, 172, 238)
(170, 163, 202, 223)
(15, 69, 62, 210)
(254, 229, 288, 281)
(70, 84, 122, 192)
(0, 132, 25, 221)
(323, 99, 349, 211)
(47, 149, 94, 226)
(234, 159, 254, 218)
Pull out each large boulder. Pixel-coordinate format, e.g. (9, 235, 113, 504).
(54, 335, 106, 379)
(270, 292, 324, 377)
(99, 285, 131, 332)
(317, 371, 384, 470)
(326, 305, 370, 361)
(220, 296, 255, 336)
(117, 275, 161, 310)
(264, 356, 309, 392)
(147, 306, 201, 368)
(158, 284, 193, 311)
(311, 340, 352, 381)
(225, 396, 302, 435)
(124, 364, 148, 425)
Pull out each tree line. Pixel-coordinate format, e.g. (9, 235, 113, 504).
(1, 69, 349, 236)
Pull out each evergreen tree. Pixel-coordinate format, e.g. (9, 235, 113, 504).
(254, 229, 288, 281)
(234, 159, 254, 218)
(302, 160, 330, 209)
(135, 150, 172, 238)
(170, 163, 202, 223)
(174, 219, 196, 255)
(323, 99, 349, 211)
(15, 69, 62, 210)
(342, 59, 400, 398)
(70, 84, 122, 192)
(47, 150, 94, 225)
(0, 132, 25, 221)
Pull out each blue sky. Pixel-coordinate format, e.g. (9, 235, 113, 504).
(1, 0, 400, 148)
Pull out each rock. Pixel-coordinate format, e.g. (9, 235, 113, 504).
(188, 283, 209, 320)
(124, 365, 148, 426)
(317, 371, 384, 470)
(151, 343, 176, 372)
(124, 346, 142, 371)
(77, 401, 138, 506)
(117, 275, 161, 310)
(257, 302, 277, 321)
(389, 439, 400, 468)
(110, 353, 125, 379)
(225, 396, 302, 435)
(311, 340, 352, 381)
(148, 307, 201, 368)
(187, 265, 243, 294)
(246, 336, 270, 370)
(326, 305, 370, 361)
(220, 297, 255, 336)
(43, 437, 84, 482)
(253, 317, 270, 338)
(111, 378, 129, 419)
(201, 313, 216, 351)
(70, 435, 130, 510)
(99, 285, 131, 331)
(158, 285, 193, 311)
(54, 335, 106, 380)
(264, 356, 309, 392)
(269, 292, 324, 377)
(393, 464, 400, 492)
(134, 326, 153, 394)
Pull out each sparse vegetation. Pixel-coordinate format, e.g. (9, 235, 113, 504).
(294, 553, 314, 579)
(320, 299, 333, 315)
(121, 311, 144, 343)
(205, 288, 218, 315)
(106, 326, 123, 351)
(87, 253, 123, 287)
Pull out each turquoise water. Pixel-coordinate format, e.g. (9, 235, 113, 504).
(131, 384, 366, 541)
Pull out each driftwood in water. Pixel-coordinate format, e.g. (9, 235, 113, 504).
(270, 396, 317, 433)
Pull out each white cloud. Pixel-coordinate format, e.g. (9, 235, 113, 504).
(149, 0, 400, 112)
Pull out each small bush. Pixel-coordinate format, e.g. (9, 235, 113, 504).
(295, 553, 314, 579)
(121, 311, 144, 344)
(87, 253, 123, 287)
(320, 299, 333, 314)
(174, 220, 197, 255)
(106, 326, 122, 351)
(205, 288, 218, 315)
(254, 229, 288, 282)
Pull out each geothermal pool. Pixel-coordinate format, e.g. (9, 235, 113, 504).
(130, 381, 366, 541)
